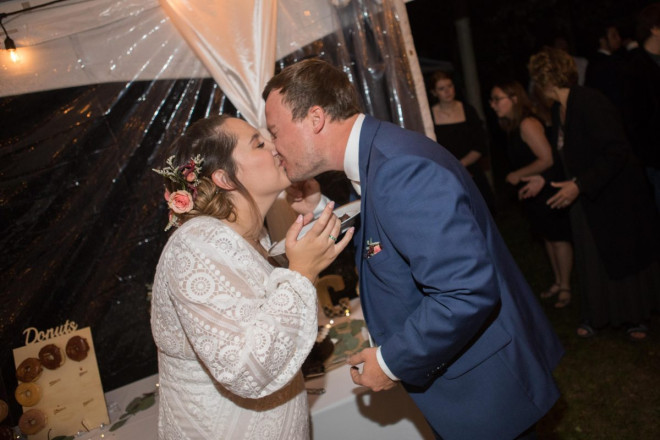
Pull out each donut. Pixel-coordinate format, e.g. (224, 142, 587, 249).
(38, 343, 65, 370)
(66, 335, 90, 361)
(15, 382, 42, 407)
(0, 425, 13, 440)
(0, 399, 8, 422)
(15, 358, 43, 382)
(18, 408, 47, 435)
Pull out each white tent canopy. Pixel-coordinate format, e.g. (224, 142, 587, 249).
(0, 0, 430, 134)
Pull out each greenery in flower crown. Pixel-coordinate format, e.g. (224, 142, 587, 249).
(153, 154, 204, 231)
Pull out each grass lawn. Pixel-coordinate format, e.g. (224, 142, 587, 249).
(494, 195, 660, 439)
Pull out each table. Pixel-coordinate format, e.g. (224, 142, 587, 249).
(70, 300, 434, 440)
(73, 374, 159, 440)
(306, 299, 435, 440)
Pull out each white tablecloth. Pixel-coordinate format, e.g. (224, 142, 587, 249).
(307, 298, 435, 440)
(73, 299, 434, 440)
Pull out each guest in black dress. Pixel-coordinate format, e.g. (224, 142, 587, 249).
(429, 70, 497, 213)
(529, 46, 660, 341)
(490, 80, 574, 309)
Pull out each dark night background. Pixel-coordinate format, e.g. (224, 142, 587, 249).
(405, 0, 657, 189)
(407, 0, 654, 87)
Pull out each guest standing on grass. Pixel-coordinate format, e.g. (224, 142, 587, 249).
(621, 2, 660, 212)
(528, 46, 660, 341)
(489, 80, 573, 309)
(429, 70, 497, 213)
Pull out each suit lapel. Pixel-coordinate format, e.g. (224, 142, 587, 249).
(354, 115, 380, 271)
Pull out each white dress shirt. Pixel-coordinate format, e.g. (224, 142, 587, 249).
(344, 114, 364, 195)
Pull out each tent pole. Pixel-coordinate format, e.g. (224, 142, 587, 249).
(393, 0, 435, 141)
(453, 2, 485, 120)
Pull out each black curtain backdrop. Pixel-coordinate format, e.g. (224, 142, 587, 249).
(0, 78, 239, 421)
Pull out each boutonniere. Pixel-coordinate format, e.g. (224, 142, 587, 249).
(366, 239, 382, 258)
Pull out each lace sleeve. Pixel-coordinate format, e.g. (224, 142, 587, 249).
(165, 224, 318, 399)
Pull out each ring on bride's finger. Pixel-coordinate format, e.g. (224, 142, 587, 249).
(328, 234, 337, 242)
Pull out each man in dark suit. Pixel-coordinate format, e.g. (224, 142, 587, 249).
(585, 21, 626, 109)
(622, 2, 660, 211)
(263, 59, 563, 440)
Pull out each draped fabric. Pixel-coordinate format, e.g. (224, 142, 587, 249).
(0, 0, 427, 425)
(159, 0, 277, 129)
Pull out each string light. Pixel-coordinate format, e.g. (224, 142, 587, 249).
(0, 14, 17, 62)
(0, 0, 72, 62)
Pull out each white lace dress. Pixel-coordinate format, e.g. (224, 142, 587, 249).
(151, 216, 318, 439)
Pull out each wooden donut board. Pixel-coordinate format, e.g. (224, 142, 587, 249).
(12, 327, 109, 439)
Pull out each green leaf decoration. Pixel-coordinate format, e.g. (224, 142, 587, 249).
(136, 392, 156, 411)
(322, 319, 369, 371)
(110, 419, 129, 432)
(110, 390, 158, 432)
(350, 320, 364, 336)
(328, 319, 366, 357)
(125, 396, 143, 414)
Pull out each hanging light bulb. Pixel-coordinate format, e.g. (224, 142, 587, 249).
(4, 35, 18, 62)
(0, 0, 73, 63)
(1, 15, 18, 63)
(1, 0, 73, 64)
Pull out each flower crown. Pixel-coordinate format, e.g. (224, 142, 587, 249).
(153, 155, 204, 231)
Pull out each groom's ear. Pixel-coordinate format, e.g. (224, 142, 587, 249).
(309, 105, 325, 134)
(211, 169, 235, 191)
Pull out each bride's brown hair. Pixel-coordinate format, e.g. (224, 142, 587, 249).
(163, 115, 260, 233)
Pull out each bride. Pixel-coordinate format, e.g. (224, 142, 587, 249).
(150, 114, 353, 439)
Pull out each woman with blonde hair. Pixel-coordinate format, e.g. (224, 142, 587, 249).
(528, 46, 660, 340)
(490, 80, 573, 308)
(150, 114, 354, 439)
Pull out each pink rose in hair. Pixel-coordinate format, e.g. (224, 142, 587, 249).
(164, 188, 171, 202)
(168, 190, 194, 214)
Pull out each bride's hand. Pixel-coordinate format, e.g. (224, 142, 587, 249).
(285, 202, 355, 282)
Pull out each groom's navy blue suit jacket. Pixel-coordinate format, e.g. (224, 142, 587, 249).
(354, 115, 563, 439)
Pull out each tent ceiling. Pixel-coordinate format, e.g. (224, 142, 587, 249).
(0, 0, 353, 98)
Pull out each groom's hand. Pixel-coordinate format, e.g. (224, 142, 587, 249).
(347, 347, 397, 392)
(286, 179, 322, 215)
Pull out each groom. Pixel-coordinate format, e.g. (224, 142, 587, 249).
(263, 59, 563, 439)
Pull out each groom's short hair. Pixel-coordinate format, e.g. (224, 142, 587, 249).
(262, 58, 361, 122)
